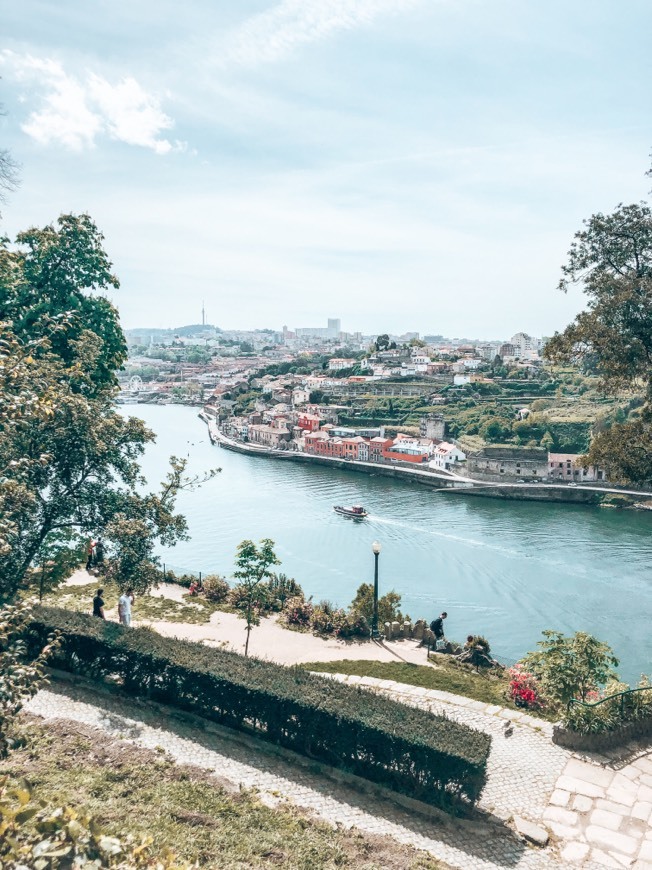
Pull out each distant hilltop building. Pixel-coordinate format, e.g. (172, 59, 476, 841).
(294, 318, 341, 340)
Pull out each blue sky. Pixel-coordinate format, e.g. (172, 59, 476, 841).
(1, 0, 651, 337)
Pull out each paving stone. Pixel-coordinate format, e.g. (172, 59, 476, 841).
(543, 805, 578, 826)
(595, 799, 632, 815)
(637, 840, 652, 863)
(556, 775, 606, 799)
(637, 784, 652, 803)
(564, 758, 615, 788)
(632, 758, 652, 776)
(590, 808, 624, 831)
(585, 826, 639, 855)
(589, 849, 625, 868)
(513, 815, 549, 846)
(545, 820, 582, 841)
(606, 787, 638, 808)
(612, 775, 641, 796)
(573, 794, 594, 813)
(607, 852, 635, 868)
(550, 789, 570, 808)
(631, 801, 652, 822)
(560, 841, 590, 863)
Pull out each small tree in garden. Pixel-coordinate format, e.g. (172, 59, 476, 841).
(233, 538, 280, 656)
(523, 630, 619, 710)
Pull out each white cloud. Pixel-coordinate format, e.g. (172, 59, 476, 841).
(222, 0, 422, 67)
(1, 50, 180, 154)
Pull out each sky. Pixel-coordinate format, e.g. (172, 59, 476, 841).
(1, 0, 651, 339)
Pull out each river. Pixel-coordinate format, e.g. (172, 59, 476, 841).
(128, 404, 652, 683)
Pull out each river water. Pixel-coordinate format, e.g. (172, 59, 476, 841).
(129, 404, 651, 682)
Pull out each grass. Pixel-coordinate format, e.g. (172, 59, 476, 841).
(3, 718, 444, 870)
(43, 581, 224, 624)
(302, 659, 554, 720)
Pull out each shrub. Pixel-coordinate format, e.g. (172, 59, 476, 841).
(348, 583, 405, 626)
(564, 676, 652, 734)
(266, 573, 304, 611)
(523, 630, 619, 712)
(311, 606, 336, 634)
(0, 601, 61, 757)
(28, 607, 491, 808)
(280, 596, 314, 629)
(202, 574, 230, 603)
(508, 664, 543, 710)
(0, 777, 188, 868)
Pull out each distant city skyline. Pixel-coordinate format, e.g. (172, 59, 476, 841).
(2, 1, 651, 335)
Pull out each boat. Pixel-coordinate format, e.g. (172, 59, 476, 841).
(334, 505, 368, 519)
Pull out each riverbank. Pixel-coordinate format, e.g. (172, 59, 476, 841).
(202, 415, 651, 508)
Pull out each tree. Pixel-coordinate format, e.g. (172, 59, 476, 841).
(349, 583, 406, 627)
(0, 215, 219, 603)
(0, 101, 19, 214)
(523, 630, 619, 710)
(375, 334, 391, 351)
(0, 214, 128, 395)
(546, 198, 652, 483)
(233, 538, 280, 656)
(480, 418, 505, 443)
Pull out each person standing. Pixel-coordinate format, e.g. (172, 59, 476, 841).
(118, 588, 135, 627)
(92, 588, 105, 619)
(86, 540, 96, 572)
(430, 611, 448, 642)
(94, 538, 105, 567)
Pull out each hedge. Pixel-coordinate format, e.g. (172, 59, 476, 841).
(29, 607, 490, 808)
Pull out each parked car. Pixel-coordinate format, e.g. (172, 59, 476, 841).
(568, 482, 578, 487)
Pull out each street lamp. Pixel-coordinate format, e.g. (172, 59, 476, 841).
(371, 540, 382, 639)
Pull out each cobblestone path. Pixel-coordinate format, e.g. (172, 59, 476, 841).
(25, 681, 565, 870)
(25, 676, 652, 869)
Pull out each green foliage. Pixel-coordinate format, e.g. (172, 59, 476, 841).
(0, 776, 189, 868)
(280, 595, 314, 629)
(29, 607, 491, 808)
(479, 418, 507, 442)
(0, 214, 127, 395)
(349, 583, 406, 626)
(201, 574, 230, 603)
(546, 197, 652, 484)
(564, 677, 652, 734)
(523, 630, 619, 711)
(266, 573, 303, 611)
(0, 225, 219, 604)
(232, 539, 280, 656)
(0, 601, 60, 757)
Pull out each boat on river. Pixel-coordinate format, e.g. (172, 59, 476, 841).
(333, 505, 368, 519)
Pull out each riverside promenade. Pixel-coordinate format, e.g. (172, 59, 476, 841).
(203, 416, 652, 507)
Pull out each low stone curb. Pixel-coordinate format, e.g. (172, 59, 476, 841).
(315, 673, 555, 738)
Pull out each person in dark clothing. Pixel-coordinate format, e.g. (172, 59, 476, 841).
(85, 540, 95, 571)
(94, 539, 105, 566)
(430, 612, 448, 639)
(92, 589, 105, 619)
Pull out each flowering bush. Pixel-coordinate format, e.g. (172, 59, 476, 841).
(508, 664, 543, 710)
(202, 574, 230, 602)
(311, 606, 336, 634)
(281, 595, 313, 629)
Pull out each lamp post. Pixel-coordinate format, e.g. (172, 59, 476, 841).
(371, 540, 382, 639)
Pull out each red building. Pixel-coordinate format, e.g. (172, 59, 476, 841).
(297, 412, 321, 432)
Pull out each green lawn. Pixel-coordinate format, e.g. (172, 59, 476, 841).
(43, 581, 224, 624)
(3, 719, 444, 870)
(303, 659, 552, 720)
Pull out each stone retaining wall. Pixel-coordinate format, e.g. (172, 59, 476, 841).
(552, 715, 652, 752)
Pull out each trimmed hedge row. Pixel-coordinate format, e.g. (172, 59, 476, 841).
(29, 606, 491, 807)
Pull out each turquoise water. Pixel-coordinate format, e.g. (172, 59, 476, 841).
(129, 404, 652, 682)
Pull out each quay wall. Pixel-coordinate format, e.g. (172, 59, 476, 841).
(201, 416, 637, 505)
